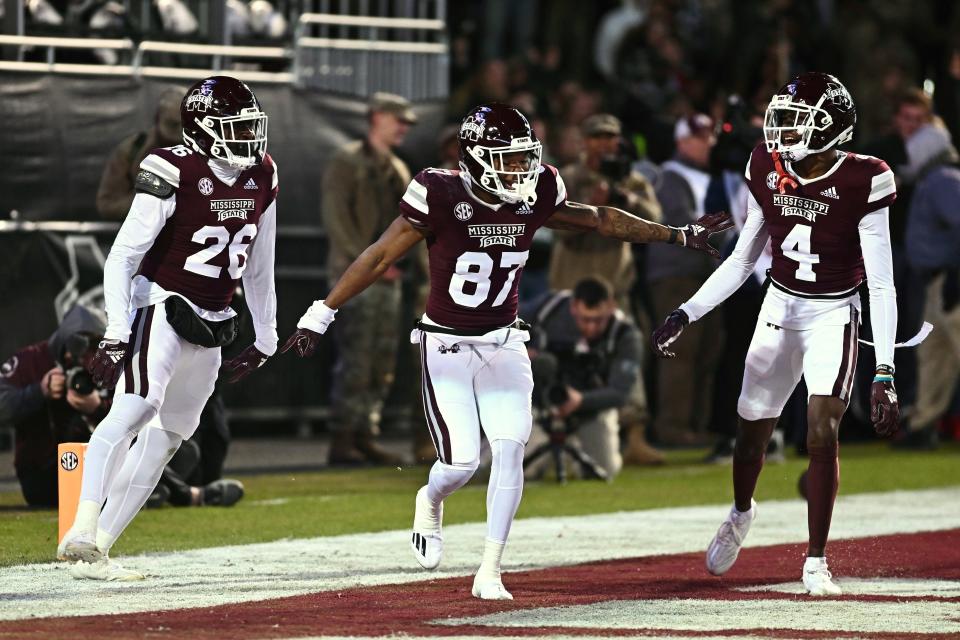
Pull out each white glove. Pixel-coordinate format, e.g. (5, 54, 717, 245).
(297, 300, 337, 334)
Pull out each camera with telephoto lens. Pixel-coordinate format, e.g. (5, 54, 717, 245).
(60, 331, 100, 395)
(65, 367, 96, 395)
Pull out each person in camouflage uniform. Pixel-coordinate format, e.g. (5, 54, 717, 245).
(322, 93, 418, 465)
(96, 86, 184, 220)
(548, 114, 664, 465)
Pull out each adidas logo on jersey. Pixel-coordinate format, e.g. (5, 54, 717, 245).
(820, 186, 839, 199)
(516, 202, 533, 215)
(243, 178, 258, 190)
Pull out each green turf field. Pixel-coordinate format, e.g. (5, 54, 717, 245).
(1, 442, 957, 567)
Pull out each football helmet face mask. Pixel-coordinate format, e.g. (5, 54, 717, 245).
(181, 76, 268, 170)
(458, 103, 542, 205)
(763, 72, 856, 162)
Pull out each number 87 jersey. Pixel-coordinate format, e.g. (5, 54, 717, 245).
(134, 144, 278, 311)
(399, 165, 566, 332)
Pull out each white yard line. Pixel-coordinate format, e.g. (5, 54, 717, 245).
(2, 487, 958, 621)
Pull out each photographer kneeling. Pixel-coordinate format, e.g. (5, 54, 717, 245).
(526, 278, 643, 479)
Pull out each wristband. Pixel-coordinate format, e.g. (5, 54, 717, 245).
(667, 227, 679, 245)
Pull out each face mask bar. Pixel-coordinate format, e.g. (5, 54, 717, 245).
(198, 109, 269, 169)
(466, 139, 543, 205)
(763, 94, 852, 162)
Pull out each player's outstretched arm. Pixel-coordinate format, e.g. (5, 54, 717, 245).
(651, 194, 769, 358)
(545, 201, 733, 258)
(282, 216, 426, 357)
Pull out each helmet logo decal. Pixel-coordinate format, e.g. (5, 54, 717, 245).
(453, 202, 474, 221)
(185, 89, 213, 112)
(198, 177, 214, 196)
(825, 82, 853, 110)
(460, 115, 486, 142)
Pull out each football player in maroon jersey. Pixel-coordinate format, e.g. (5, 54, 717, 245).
(652, 72, 900, 595)
(58, 76, 279, 580)
(284, 103, 731, 600)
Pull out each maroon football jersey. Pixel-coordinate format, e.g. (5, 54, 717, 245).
(399, 165, 566, 331)
(745, 144, 896, 295)
(138, 146, 278, 311)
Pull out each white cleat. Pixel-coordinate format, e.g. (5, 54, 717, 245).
(69, 558, 145, 582)
(705, 499, 756, 576)
(472, 576, 513, 600)
(57, 530, 102, 564)
(411, 485, 443, 570)
(803, 556, 842, 596)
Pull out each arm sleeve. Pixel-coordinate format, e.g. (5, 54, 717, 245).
(102, 193, 175, 341)
(0, 378, 44, 424)
(859, 207, 898, 367)
(242, 199, 279, 356)
(578, 327, 641, 414)
(679, 192, 769, 322)
(321, 157, 369, 260)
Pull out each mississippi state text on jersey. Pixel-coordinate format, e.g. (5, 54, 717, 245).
(137, 145, 279, 311)
(399, 166, 566, 331)
(745, 144, 895, 296)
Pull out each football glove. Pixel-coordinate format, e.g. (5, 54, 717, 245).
(870, 366, 900, 437)
(281, 300, 337, 358)
(671, 211, 734, 259)
(651, 309, 689, 359)
(88, 339, 128, 390)
(220, 345, 269, 384)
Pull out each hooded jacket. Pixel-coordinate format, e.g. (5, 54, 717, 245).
(0, 305, 108, 474)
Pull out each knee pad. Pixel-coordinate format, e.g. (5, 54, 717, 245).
(428, 459, 478, 499)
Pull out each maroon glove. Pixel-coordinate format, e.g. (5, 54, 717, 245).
(88, 339, 128, 390)
(870, 367, 900, 437)
(280, 328, 322, 358)
(651, 309, 689, 358)
(220, 345, 269, 384)
(672, 211, 735, 259)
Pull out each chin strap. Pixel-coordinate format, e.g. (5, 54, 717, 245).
(771, 151, 799, 194)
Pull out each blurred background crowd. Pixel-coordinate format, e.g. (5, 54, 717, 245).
(2, 0, 959, 503)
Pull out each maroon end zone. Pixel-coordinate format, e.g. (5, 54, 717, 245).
(3, 529, 959, 640)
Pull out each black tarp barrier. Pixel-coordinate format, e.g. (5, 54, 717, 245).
(0, 72, 448, 224)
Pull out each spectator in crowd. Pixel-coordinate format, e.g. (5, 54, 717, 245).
(526, 278, 651, 479)
(903, 122, 960, 449)
(859, 89, 936, 419)
(96, 86, 185, 221)
(549, 114, 661, 309)
(646, 114, 723, 447)
(321, 92, 417, 465)
(546, 114, 663, 466)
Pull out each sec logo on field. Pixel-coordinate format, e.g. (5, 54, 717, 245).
(454, 202, 474, 221)
(60, 451, 79, 471)
(198, 177, 214, 196)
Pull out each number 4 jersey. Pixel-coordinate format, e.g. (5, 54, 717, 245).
(399, 166, 567, 332)
(102, 145, 279, 353)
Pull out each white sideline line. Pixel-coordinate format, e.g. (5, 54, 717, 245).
(1, 487, 958, 622)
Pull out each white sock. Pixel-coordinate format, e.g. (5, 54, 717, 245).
(486, 439, 524, 543)
(476, 538, 506, 582)
(96, 528, 117, 555)
(79, 395, 157, 505)
(71, 500, 101, 537)
(99, 426, 183, 544)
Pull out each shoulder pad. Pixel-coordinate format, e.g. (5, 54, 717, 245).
(135, 169, 175, 199)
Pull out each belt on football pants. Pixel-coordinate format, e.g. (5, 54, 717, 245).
(415, 318, 530, 337)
